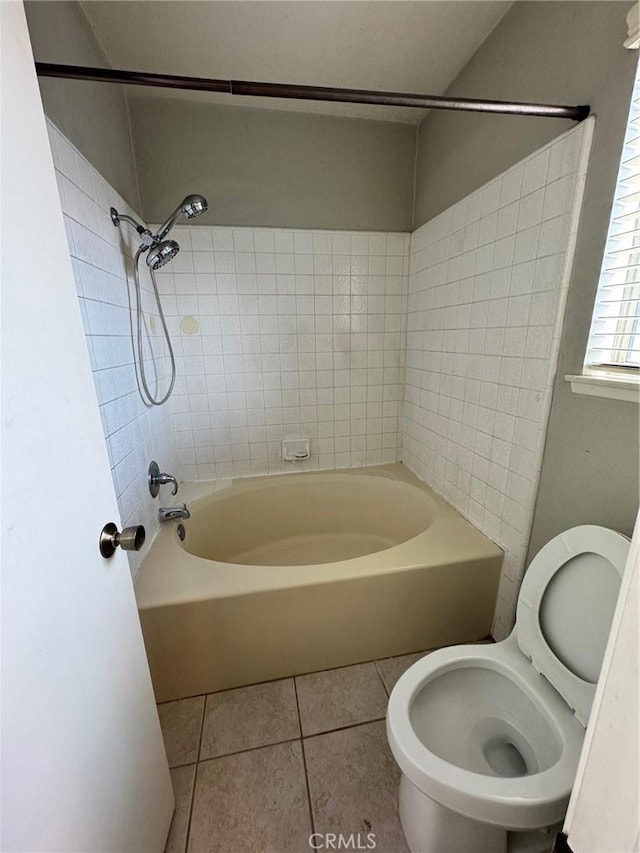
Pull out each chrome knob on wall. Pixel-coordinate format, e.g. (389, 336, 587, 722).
(148, 460, 178, 497)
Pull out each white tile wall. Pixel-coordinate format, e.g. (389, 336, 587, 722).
(157, 226, 409, 479)
(46, 119, 178, 578)
(402, 119, 594, 638)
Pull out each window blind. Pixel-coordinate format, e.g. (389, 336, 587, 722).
(586, 59, 640, 371)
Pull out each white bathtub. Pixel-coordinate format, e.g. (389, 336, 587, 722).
(135, 463, 502, 701)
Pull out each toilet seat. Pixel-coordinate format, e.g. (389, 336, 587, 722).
(386, 525, 630, 831)
(516, 525, 629, 725)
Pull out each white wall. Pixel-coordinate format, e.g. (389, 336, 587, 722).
(1, 5, 173, 848)
(402, 120, 594, 637)
(131, 96, 416, 231)
(47, 119, 178, 577)
(157, 225, 409, 479)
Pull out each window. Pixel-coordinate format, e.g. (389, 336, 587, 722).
(585, 58, 640, 376)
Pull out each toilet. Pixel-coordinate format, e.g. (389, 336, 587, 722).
(386, 525, 630, 853)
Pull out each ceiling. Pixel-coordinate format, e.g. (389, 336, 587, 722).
(79, 1, 514, 124)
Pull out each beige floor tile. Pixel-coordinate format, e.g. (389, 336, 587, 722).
(165, 765, 196, 853)
(304, 720, 409, 853)
(188, 741, 311, 853)
(375, 651, 428, 694)
(200, 678, 300, 760)
(295, 662, 388, 736)
(157, 696, 205, 767)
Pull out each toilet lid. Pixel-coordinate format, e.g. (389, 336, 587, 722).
(516, 525, 629, 726)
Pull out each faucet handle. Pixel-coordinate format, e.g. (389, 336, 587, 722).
(148, 460, 179, 497)
(157, 473, 179, 496)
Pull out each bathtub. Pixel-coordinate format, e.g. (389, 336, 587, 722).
(135, 463, 502, 702)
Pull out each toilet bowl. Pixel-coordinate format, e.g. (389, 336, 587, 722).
(386, 525, 630, 853)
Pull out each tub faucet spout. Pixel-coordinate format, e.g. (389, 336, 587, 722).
(158, 504, 190, 522)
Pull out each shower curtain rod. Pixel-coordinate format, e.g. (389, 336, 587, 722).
(35, 62, 590, 121)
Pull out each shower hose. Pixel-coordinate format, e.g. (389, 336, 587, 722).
(128, 247, 176, 406)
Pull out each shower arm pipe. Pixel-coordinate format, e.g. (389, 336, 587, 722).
(34, 62, 591, 122)
(111, 209, 150, 234)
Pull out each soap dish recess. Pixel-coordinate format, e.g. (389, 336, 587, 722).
(282, 438, 310, 462)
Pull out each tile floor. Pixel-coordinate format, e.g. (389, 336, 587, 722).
(160, 650, 435, 853)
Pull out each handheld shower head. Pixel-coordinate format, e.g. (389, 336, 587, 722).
(147, 239, 179, 270)
(155, 193, 209, 240)
(180, 194, 208, 219)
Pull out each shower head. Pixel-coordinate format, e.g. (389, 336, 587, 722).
(181, 194, 208, 219)
(155, 193, 209, 240)
(147, 239, 179, 270)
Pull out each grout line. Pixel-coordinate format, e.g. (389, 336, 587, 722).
(182, 762, 198, 853)
(168, 758, 201, 770)
(195, 695, 207, 763)
(293, 679, 316, 837)
(196, 736, 302, 765)
(302, 716, 387, 741)
(182, 698, 206, 853)
(374, 660, 391, 698)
